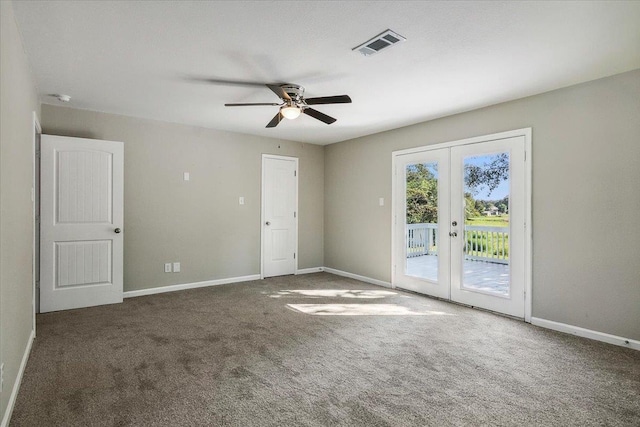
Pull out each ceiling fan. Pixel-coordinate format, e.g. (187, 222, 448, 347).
(225, 84, 352, 128)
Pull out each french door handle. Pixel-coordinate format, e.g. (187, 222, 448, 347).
(265, 221, 271, 226)
(449, 231, 457, 237)
(114, 228, 121, 234)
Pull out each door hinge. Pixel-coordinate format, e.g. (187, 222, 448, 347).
(36, 150, 41, 158)
(36, 281, 40, 289)
(294, 170, 297, 177)
(293, 253, 296, 259)
(294, 211, 296, 218)
(524, 151, 527, 161)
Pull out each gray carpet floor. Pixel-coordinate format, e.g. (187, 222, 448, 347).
(10, 273, 640, 426)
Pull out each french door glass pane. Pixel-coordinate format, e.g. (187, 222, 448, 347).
(405, 162, 439, 282)
(462, 153, 510, 296)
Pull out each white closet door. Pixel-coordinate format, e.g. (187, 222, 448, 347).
(262, 155, 298, 278)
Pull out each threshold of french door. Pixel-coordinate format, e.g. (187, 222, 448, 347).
(394, 286, 524, 322)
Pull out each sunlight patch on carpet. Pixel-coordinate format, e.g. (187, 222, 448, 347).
(287, 303, 453, 316)
(271, 289, 398, 299)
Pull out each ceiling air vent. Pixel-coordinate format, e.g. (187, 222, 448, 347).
(353, 29, 406, 56)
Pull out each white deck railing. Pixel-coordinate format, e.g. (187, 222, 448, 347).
(407, 223, 509, 264)
(407, 223, 438, 258)
(464, 225, 509, 264)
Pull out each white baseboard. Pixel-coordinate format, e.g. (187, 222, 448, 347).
(123, 274, 261, 298)
(322, 267, 392, 289)
(296, 267, 324, 275)
(531, 317, 639, 351)
(1, 330, 35, 427)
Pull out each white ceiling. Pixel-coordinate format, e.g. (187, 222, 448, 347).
(12, 1, 640, 145)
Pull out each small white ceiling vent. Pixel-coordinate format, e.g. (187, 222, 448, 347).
(353, 29, 406, 56)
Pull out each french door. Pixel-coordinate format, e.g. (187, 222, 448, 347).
(393, 134, 528, 318)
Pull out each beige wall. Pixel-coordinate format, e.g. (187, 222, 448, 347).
(325, 70, 640, 340)
(0, 0, 41, 419)
(41, 105, 324, 292)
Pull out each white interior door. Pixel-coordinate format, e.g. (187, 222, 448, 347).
(393, 134, 528, 318)
(40, 135, 124, 313)
(262, 155, 298, 278)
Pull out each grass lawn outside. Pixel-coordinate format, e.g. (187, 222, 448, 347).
(466, 216, 509, 227)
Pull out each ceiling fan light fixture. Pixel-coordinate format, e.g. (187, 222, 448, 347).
(224, 83, 348, 127)
(281, 105, 301, 120)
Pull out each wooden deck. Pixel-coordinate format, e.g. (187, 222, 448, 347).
(405, 255, 510, 295)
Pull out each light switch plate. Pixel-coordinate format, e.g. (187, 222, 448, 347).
(239, 197, 245, 205)
(183, 172, 190, 181)
(379, 197, 385, 206)
(164, 263, 172, 273)
(173, 262, 181, 273)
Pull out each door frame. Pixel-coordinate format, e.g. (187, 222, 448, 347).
(32, 112, 41, 331)
(391, 128, 532, 322)
(260, 154, 299, 279)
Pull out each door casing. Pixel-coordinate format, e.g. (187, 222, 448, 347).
(391, 128, 532, 321)
(32, 112, 41, 326)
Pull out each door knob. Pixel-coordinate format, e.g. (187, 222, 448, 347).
(449, 231, 457, 237)
(265, 221, 271, 226)
(114, 228, 121, 234)
(452, 221, 457, 226)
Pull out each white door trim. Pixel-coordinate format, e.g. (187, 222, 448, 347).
(260, 154, 299, 279)
(393, 128, 531, 156)
(391, 128, 532, 322)
(31, 111, 41, 332)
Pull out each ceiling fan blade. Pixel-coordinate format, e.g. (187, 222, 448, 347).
(225, 103, 281, 107)
(186, 76, 267, 87)
(303, 108, 337, 125)
(266, 111, 283, 128)
(304, 95, 352, 105)
(266, 84, 291, 101)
